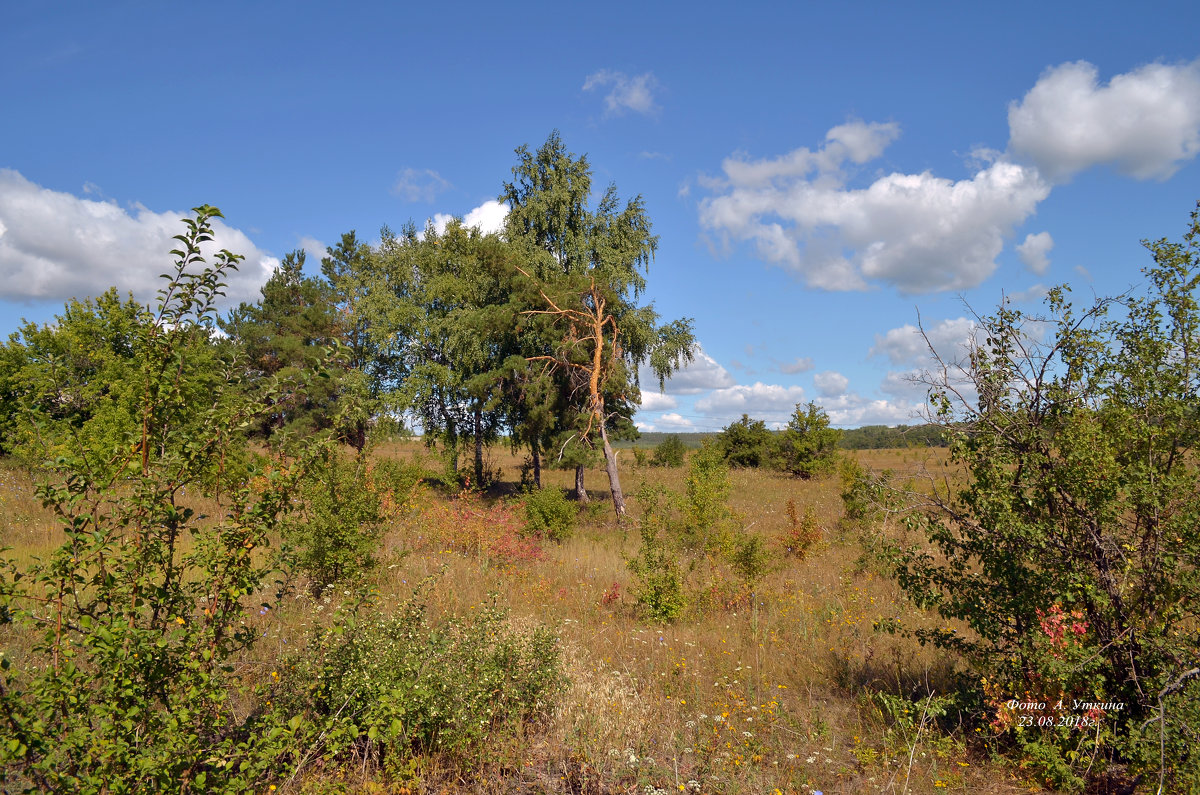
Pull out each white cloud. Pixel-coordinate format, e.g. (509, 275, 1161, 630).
(298, 235, 327, 263)
(699, 121, 1050, 294)
(871, 316, 977, 366)
(428, 200, 510, 237)
(1016, 231, 1053, 274)
(879, 369, 930, 400)
(779, 356, 814, 374)
(462, 200, 509, 235)
(393, 168, 452, 202)
(814, 370, 849, 397)
(642, 344, 735, 395)
(653, 412, 695, 431)
(695, 382, 807, 425)
(0, 169, 276, 305)
(638, 390, 678, 411)
(820, 392, 922, 427)
(583, 70, 659, 116)
(1008, 60, 1200, 181)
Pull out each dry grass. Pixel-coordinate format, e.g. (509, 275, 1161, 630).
(0, 444, 1050, 794)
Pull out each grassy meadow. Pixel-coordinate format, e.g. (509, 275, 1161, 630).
(0, 444, 1049, 795)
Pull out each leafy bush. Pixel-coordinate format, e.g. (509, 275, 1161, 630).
(650, 433, 686, 467)
(628, 443, 765, 621)
(626, 486, 688, 622)
(522, 485, 578, 542)
(776, 401, 841, 478)
(715, 414, 777, 468)
(287, 449, 420, 595)
(894, 202, 1200, 790)
(0, 207, 318, 793)
(277, 583, 565, 762)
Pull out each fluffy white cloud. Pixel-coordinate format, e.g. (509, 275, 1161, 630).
(583, 70, 659, 116)
(699, 122, 1049, 294)
(429, 200, 510, 237)
(879, 369, 929, 400)
(1008, 60, 1200, 181)
(694, 382, 807, 425)
(813, 370, 849, 397)
(641, 344, 735, 395)
(650, 413, 696, 432)
(0, 170, 276, 305)
(871, 316, 977, 367)
(1017, 231, 1053, 274)
(462, 200, 509, 235)
(638, 390, 678, 411)
(298, 235, 327, 262)
(820, 392, 922, 427)
(392, 168, 452, 202)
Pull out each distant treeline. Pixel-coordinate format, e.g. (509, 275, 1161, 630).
(626, 423, 947, 451)
(837, 423, 948, 449)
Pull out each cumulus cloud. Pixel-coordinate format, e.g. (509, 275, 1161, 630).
(583, 70, 659, 116)
(695, 382, 807, 425)
(871, 316, 977, 366)
(814, 370, 849, 397)
(879, 369, 930, 400)
(638, 390, 678, 411)
(820, 392, 922, 427)
(641, 344, 735, 395)
(1017, 231, 1054, 274)
(428, 200, 510, 237)
(0, 169, 276, 305)
(393, 168, 452, 202)
(298, 235, 327, 262)
(1008, 60, 1200, 181)
(779, 356, 814, 374)
(653, 412, 696, 431)
(699, 121, 1049, 294)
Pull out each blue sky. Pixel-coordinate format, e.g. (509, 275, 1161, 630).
(3, 1, 1199, 430)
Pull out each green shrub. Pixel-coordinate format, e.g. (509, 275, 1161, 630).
(777, 401, 840, 478)
(715, 414, 777, 468)
(288, 449, 382, 594)
(278, 582, 565, 762)
(626, 486, 688, 622)
(628, 443, 765, 622)
(650, 434, 686, 467)
(522, 485, 578, 542)
(894, 202, 1200, 789)
(0, 207, 319, 793)
(631, 445, 649, 468)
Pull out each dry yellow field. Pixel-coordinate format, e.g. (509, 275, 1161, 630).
(0, 444, 1052, 794)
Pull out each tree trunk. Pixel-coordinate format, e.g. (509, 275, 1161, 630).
(473, 405, 484, 487)
(574, 465, 589, 503)
(531, 443, 542, 489)
(599, 421, 626, 520)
